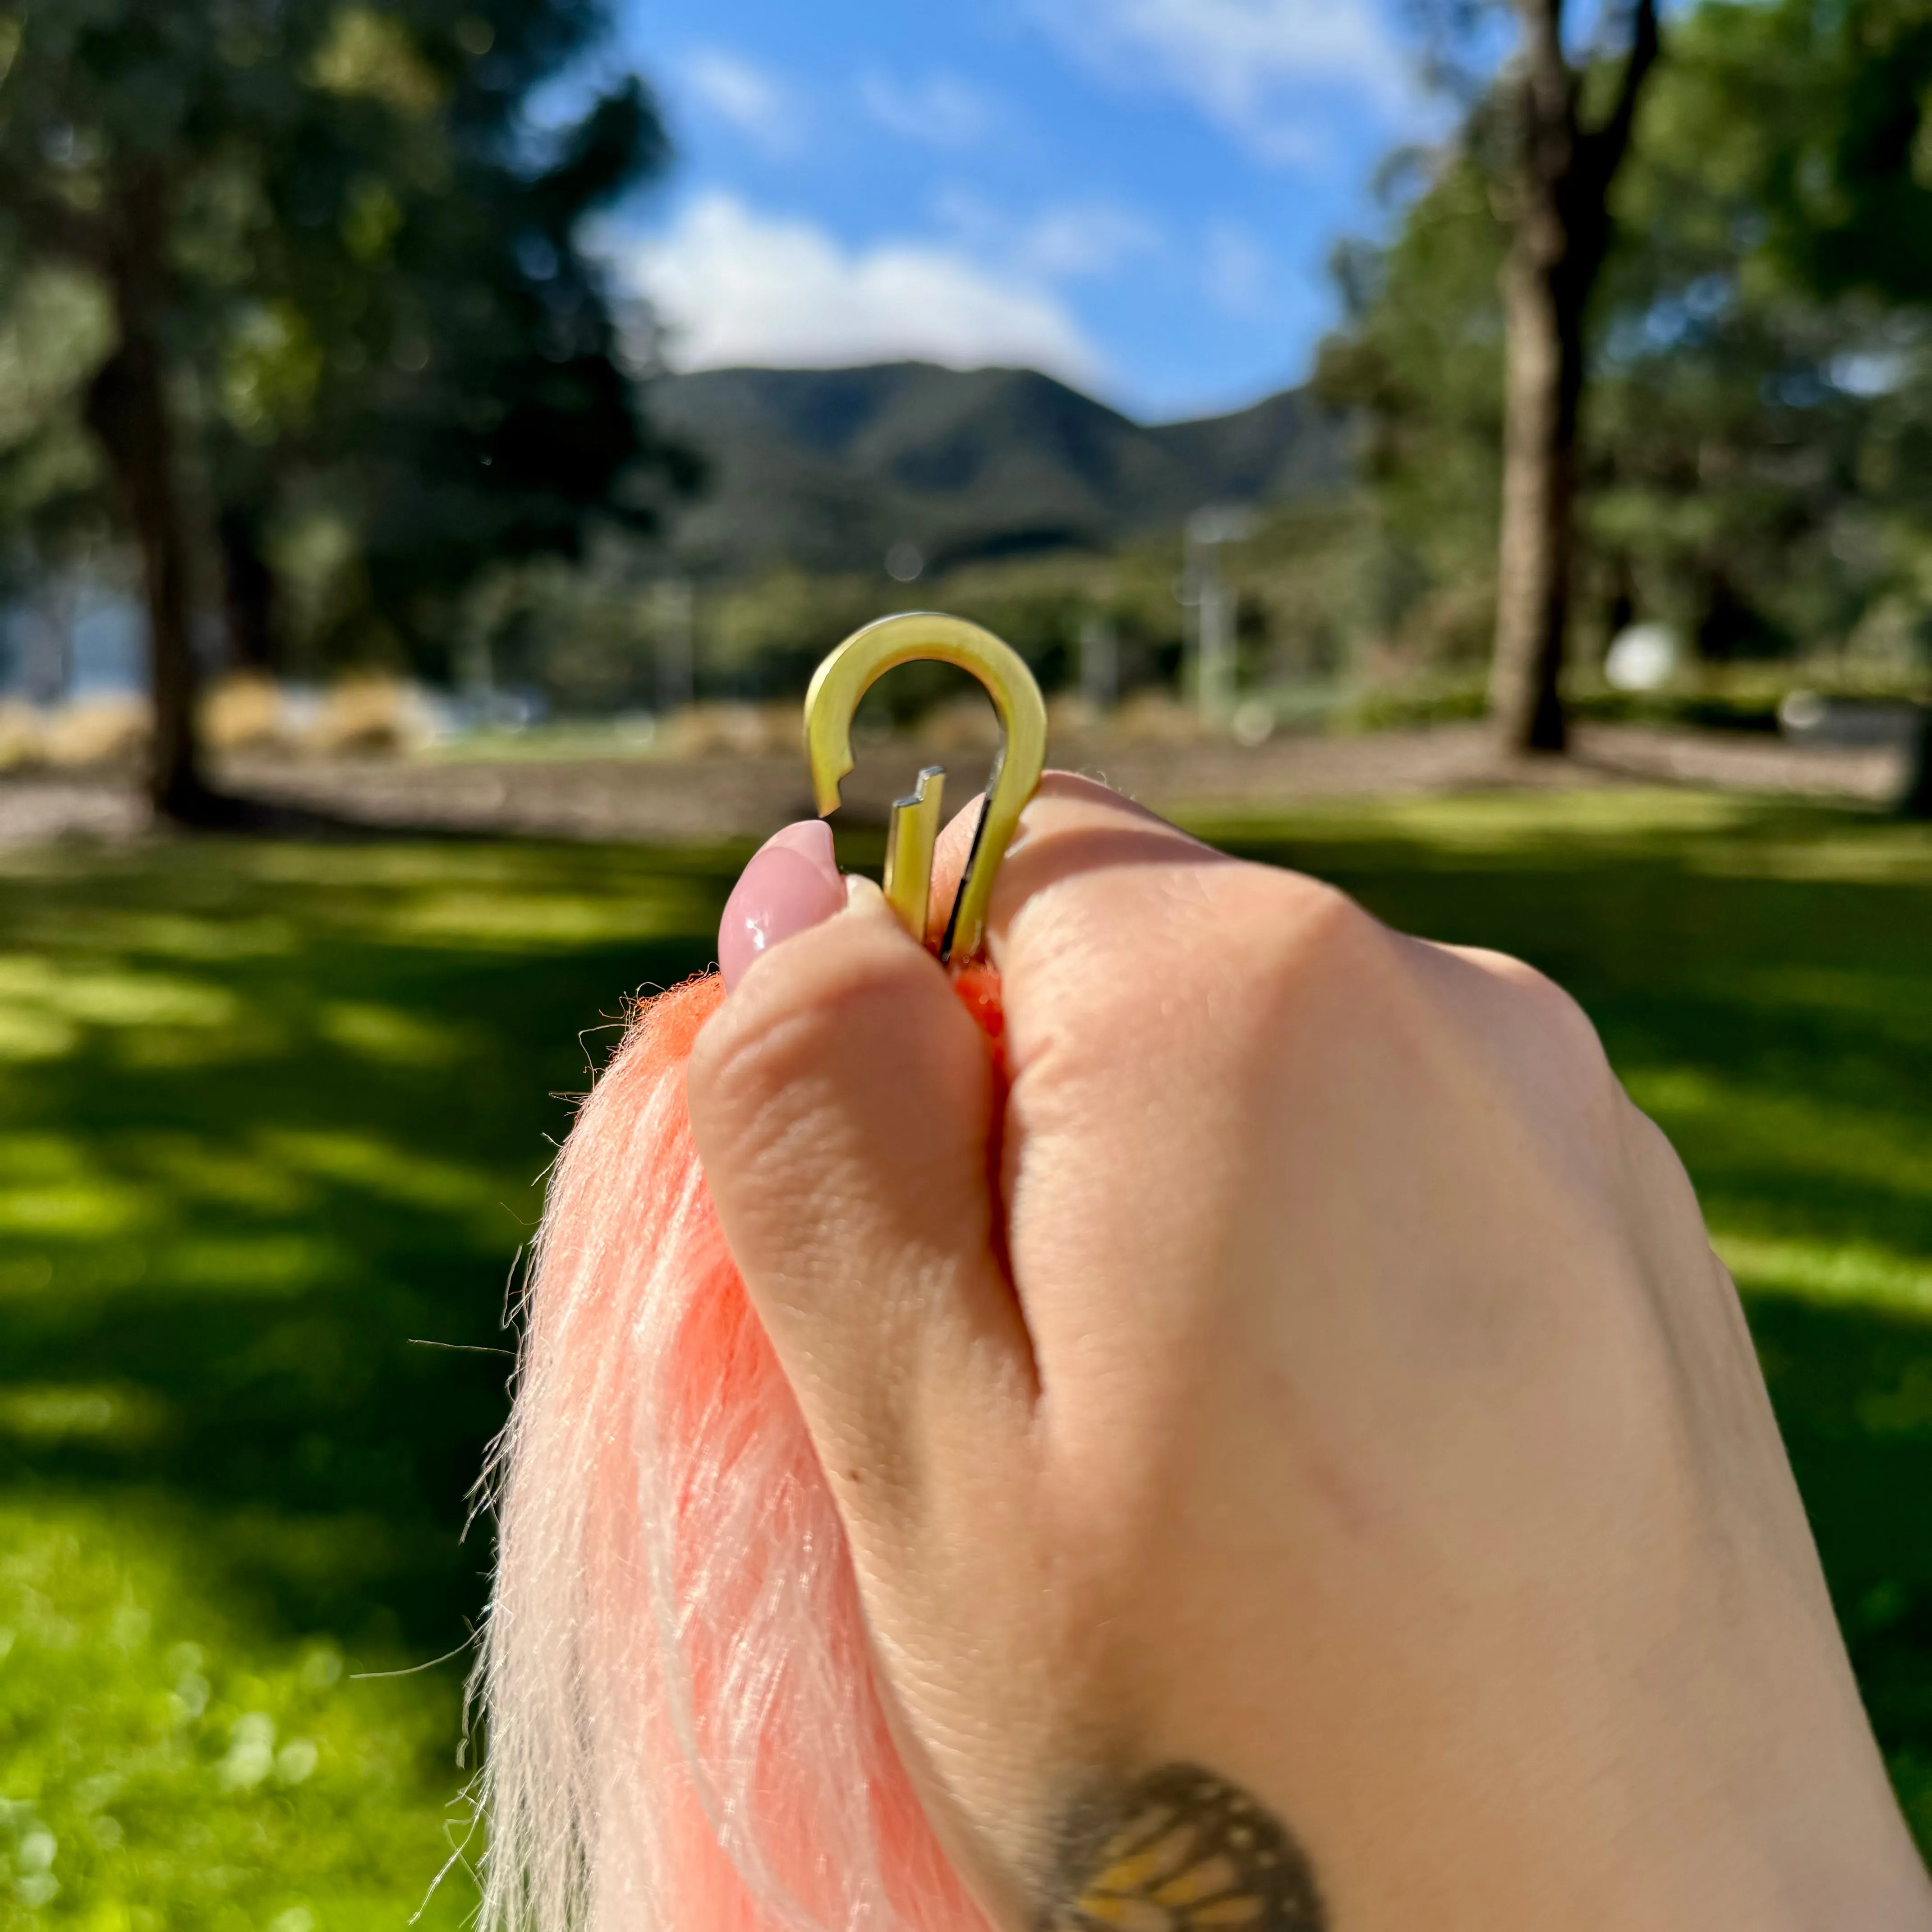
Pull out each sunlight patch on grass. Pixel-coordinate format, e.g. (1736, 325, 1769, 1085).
(0, 1137, 148, 1240)
(219, 842, 534, 890)
(89, 913, 300, 962)
(0, 1509, 474, 1930)
(131, 1137, 314, 1217)
(317, 1002, 466, 1068)
(1714, 967, 1932, 1043)
(113, 1022, 290, 1072)
(1182, 789, 1932, 889)
(0, 1006, 75, 1063)
(260, 1130, 500, 1217)
(0, 1385, 170, 1447)
(1179, 787, 1765, 854)
(381, 884, 717, 950)
(0, 955, 256, 1069)
(1690, 825, 1932, 884)
(1627, 1069, 1932, 1200)
(147, 1234, 351, 1297)
(1717, 1233, 1932, 1319)
(0, 956, 239, 1030)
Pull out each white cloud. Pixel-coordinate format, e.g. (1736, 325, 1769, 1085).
(933, 188, 1161, 282)
(677, 48, 802, 157)
(859, 70, 996, 149)
(1204, 219, 1270, 314)
(1021, 202, 1162, 280)
(616, 192, 1106, 386)
(1034, 0, 1416, 164)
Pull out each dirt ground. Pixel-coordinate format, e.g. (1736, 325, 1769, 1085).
(0, 721, 1913, 849)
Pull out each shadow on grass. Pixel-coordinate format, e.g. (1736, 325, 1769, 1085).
(0, 836, 743, 1659)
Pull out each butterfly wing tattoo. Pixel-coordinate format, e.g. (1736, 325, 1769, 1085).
(1041, 1765, 1326, 1932)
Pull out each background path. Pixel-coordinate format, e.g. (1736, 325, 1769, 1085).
(0, 723, 1912, 848)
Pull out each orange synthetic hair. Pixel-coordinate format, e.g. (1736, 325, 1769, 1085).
(474, 968, 1002, 1932)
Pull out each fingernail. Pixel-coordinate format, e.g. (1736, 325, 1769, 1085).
(720, 820, 845, 991)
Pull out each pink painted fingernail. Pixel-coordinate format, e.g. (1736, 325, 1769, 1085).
(719, 820, 845, 991)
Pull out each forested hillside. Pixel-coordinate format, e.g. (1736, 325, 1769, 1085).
(647, 362, 1348, 577)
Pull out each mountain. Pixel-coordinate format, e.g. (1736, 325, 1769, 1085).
(643, 363, 1349, 580)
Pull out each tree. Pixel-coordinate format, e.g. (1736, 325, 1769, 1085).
(1330, 0, 1932, 776)
(0, 0, 678, 820)
(0, 247, 117, 600)
(1588, 3, 1878, 667)
(1694, 0, 1932, 814)
(205, 10, 690, 686)
(1484, 0, 1661, 751)
(1324, 4, 1663, 715)
(1316, 152, 1509, 663)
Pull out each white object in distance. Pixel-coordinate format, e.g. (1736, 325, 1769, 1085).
(1604, 622, 1681, 692)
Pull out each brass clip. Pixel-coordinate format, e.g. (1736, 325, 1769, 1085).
(803, 613, 1048, 964)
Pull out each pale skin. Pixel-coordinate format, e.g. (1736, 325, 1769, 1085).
(687, 773, 1932, 1932)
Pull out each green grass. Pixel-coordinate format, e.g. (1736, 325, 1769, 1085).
(2, 790, 1932, 1922)
(0, 836, 742, 1929)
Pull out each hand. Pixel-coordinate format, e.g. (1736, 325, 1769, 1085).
(688, 774, 1931, 1932)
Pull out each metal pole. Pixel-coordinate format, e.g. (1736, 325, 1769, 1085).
(1183, 506, 1256, 732)
(1079, 612, 1118, 713)
(1197, 569, 1235, 729)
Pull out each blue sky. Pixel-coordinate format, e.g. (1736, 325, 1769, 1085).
(595, 0, 1439, 423)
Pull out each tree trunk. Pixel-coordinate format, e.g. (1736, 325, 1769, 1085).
(1904, 708, 1932, 819)
(83, 168, 217, 823)
(1489, 254, 1584, 752)
(1487, 0, 1661, 757)
(219, 506, 278, 672)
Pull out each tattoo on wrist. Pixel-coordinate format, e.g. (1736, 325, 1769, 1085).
(1039, 1763, 1326, 1930)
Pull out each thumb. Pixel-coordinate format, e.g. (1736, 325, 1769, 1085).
(687, 870, 1035, 1518)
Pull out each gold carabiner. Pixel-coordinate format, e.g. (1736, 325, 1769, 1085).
(804, 612, 1048, 965)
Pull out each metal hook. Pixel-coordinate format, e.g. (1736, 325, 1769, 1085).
(804, 612, 1049, 965)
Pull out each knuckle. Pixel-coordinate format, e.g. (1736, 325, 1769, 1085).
(1508, 958, 1614, 1073)
(1062, 865, 1389, 1070)
(1436, 941, 1615, 1075)
(1242, 866, 1390, 998)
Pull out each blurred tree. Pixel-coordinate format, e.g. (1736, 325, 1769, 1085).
(1323, 2, 1665, 713)
(1316, 152, 1509, 665)
(1325, 0, 1932, 718)
(1690, 0, 1932, 812)
(1590, 2, 1876, 666)
(0, 0, 682, 820)
(1474, 0, 1662, 751)
(0, 243, 116, 603)
(211, 7, 694, 686)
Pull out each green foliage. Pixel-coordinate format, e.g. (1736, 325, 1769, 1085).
(1592, 0, 1885, 658)
(468, 516, 1377, 722)
(1316, 154, 1506, 660)
(0, 262, 110, 558)
(1736, 0, 1932, 308)
(0, 0, 684, 678)
(232, 31, 685, 676)
(1320, 0, 1932, 678)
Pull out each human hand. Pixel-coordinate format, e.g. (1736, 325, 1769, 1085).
(689, 775, 1931, 1932)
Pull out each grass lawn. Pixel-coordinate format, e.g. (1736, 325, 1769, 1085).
(0, 788, 1930, 1924)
